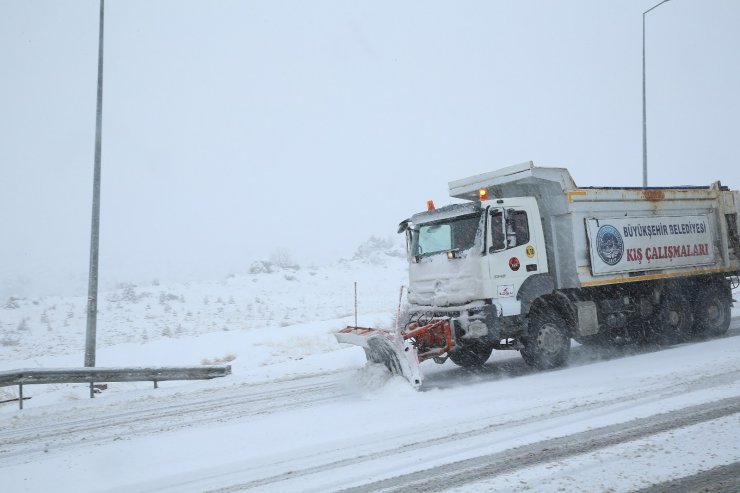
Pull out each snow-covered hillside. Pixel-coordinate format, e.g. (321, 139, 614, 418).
(1, 243, 739, 492)
(0, 239, 407, 403)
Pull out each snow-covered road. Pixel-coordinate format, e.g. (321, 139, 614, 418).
(2, 259, 739, 492)
(3, 320, 739, 492)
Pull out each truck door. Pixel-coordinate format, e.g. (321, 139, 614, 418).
(488, 200, 546, 316)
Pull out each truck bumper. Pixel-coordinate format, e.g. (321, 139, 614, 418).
(407, 301, 502, 344)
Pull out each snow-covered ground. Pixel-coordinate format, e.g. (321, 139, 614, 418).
(1, 247, 739, 492)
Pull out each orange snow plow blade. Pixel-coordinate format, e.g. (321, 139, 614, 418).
(335, 319, 455, 389)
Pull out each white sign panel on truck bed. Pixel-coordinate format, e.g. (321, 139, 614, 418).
(586, 215, 714, 275)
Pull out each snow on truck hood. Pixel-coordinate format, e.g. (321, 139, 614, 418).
(407, 251, 484, 307)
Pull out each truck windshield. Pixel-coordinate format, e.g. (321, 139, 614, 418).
(411, 214, 481, 257)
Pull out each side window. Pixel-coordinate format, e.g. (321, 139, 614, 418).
(490, 209, 505, 251)
(506, 210, 530, 248)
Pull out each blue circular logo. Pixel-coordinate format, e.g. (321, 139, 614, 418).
(596, 225, 624, 266)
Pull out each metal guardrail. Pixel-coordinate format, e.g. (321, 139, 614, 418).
(0, 366, 232, 410)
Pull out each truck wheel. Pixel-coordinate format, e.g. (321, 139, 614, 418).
(521, 311, 571, 369)
(694, 288, 731, 337)
(656, 295, 693, 344)
(448, 342, 493, 368)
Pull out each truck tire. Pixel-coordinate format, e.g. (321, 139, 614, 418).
(655, 295, 693, 344)
(694, 287, 731, 337)
(448, 342, 493, 368)
(521, 310, 571, 369)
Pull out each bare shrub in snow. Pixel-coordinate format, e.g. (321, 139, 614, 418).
(16, 317, 30, 332)
(109, 284, 150, 304)
(249, 251, 300, 274)
(350, 236, 406, 264)
(3, 297, 20, 309)
(121, 284, 139, 303)
(270, 248, 300, 270)
(249, 260, 273, 274)
(0, 335, 20, 347)
(159, 292, 180, 304)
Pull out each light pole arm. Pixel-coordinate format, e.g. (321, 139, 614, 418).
(644, 0, 671, 16)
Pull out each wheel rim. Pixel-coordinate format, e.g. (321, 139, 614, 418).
(667, 310, 680, 327)
(662, 297, 691, 339)
(537, 324, 563, 356)
(705, 299, 725, 327)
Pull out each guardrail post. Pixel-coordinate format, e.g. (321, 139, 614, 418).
(153, 380, 158, 389)
(19, 384, 23, 410)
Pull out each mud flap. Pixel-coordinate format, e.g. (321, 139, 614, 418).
(335, 327, 423, 389)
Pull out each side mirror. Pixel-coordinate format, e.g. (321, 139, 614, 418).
(397, 219, 410, 234)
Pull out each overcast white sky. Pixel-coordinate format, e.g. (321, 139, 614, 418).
(1, 0, 739, 297)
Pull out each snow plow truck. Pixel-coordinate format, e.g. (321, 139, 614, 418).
(337, 162, 740, 388)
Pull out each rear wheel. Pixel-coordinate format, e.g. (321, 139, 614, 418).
(654, 295, 693, 344)
(448, 342, 493, 368)
(693, 285, 731, 337)
(521, 310, 571, 369)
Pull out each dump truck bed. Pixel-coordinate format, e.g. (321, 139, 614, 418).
(449, 162, 740, 289)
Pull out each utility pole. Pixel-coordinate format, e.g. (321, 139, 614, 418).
(642, 0, 672, 187)
(85, 0, 105, 398)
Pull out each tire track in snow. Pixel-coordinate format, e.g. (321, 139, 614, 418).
(201, 368, 740, 493)
(0, 372, 350, 463)
(337, 397, 740, 493)
(634, 461, 740, 493)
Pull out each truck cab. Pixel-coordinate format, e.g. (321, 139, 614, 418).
(402, 195, 548, 349)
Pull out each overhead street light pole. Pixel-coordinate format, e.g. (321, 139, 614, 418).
(642, 0, 672, 187)
(85, 0, 105, 396)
